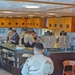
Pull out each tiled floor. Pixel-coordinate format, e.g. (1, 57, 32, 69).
(0, 68, 12, 75)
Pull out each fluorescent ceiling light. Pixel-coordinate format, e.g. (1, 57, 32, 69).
(8, 16, 13, 17)
(40, 16, 45, 17)
(3, 16, 7, 18)
(47, 13, 56, 15)
(2, 11, 12, 13)
(22, 17, 25, 18)
(28, 15, 34, 16)
(35, 13, 40, 14)
(16, 16, 21, 17)
(23, 5, 40, 8)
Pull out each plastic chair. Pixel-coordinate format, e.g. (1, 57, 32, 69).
(62, 60, 75, 75)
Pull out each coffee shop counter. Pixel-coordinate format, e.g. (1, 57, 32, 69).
(0, 43, 75, 75)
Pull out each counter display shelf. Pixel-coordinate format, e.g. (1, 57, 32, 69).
(0, 43, 33, 75)
(0, 43, 75, 75)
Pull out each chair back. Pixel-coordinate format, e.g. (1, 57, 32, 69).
(63, 60, 75, 67)
(62, 60, 75, 75)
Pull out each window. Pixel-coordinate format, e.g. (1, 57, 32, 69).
(2, 22, 4, 25)
(36, 23, 38, 26)
(9, 22, 11, 25)
(33, 23, 35, 25)
(54, 24, 57, 27)
(27, 23, 29, 25)
(66, 24, 69, 28)
(30, 23, 32, 25)
(49, 24, 51, 27)
(60, 24, 62, 28)
(16, 22, 18, 25)
(22, 23, 25, 25)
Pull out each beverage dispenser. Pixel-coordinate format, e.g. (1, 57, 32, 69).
(42, 31, 70, 48)
(42, 31, 56, 48)
(58, 32, 70, 48)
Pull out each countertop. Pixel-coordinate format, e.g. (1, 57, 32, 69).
(0, 43, 75, 54)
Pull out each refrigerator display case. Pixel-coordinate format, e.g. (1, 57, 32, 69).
(0, 43, 33, 75)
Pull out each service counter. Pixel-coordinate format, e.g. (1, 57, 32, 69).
(46, 49, 75, 75)
(0, 43, 75, 75)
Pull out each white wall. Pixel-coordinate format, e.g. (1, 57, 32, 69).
(0, 28, 22, 37)
(34, 28, 42, 37)
(0, 28, 41, 37)
(67, 32, 75, 46)
(0, 28, 8, 37)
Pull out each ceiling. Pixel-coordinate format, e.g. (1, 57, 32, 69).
(0, 0, 75, 18)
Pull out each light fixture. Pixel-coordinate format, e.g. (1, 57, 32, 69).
(29, 17, 33, 18)
(47, 16, 52, 18)
(40, 16, 45, 18)
(35, 13, 40, 14)
(2, 11, 12, 13)
(21, 17, 25, 18)
(47, 13, 56, 15)
(28, 15, 34, 16)
(23, 5, 40, 8)
(16, 16, 21, 17)
(9, 16, 13, 18)
(3, 16, 7, 18)
(56, 16, 61, 18)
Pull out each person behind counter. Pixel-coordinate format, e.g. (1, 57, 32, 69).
(33, 32, 37, 40)
(21, 43, 54, 75)
(33, 32, 41, 43)
(9, 29, 19, 45)
(7, 28, 14, 41)
(24, 31, 36, 47)
(19, 29, 27, 45)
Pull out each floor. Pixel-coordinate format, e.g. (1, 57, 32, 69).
(0, 68, 12, 75)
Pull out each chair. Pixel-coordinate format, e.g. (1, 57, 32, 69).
(62, 60, 75, 75)
(72, 65, 75, 71)
(72, 65, 75, 75)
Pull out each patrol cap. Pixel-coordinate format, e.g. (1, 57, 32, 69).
(34, 43, 44, 50)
